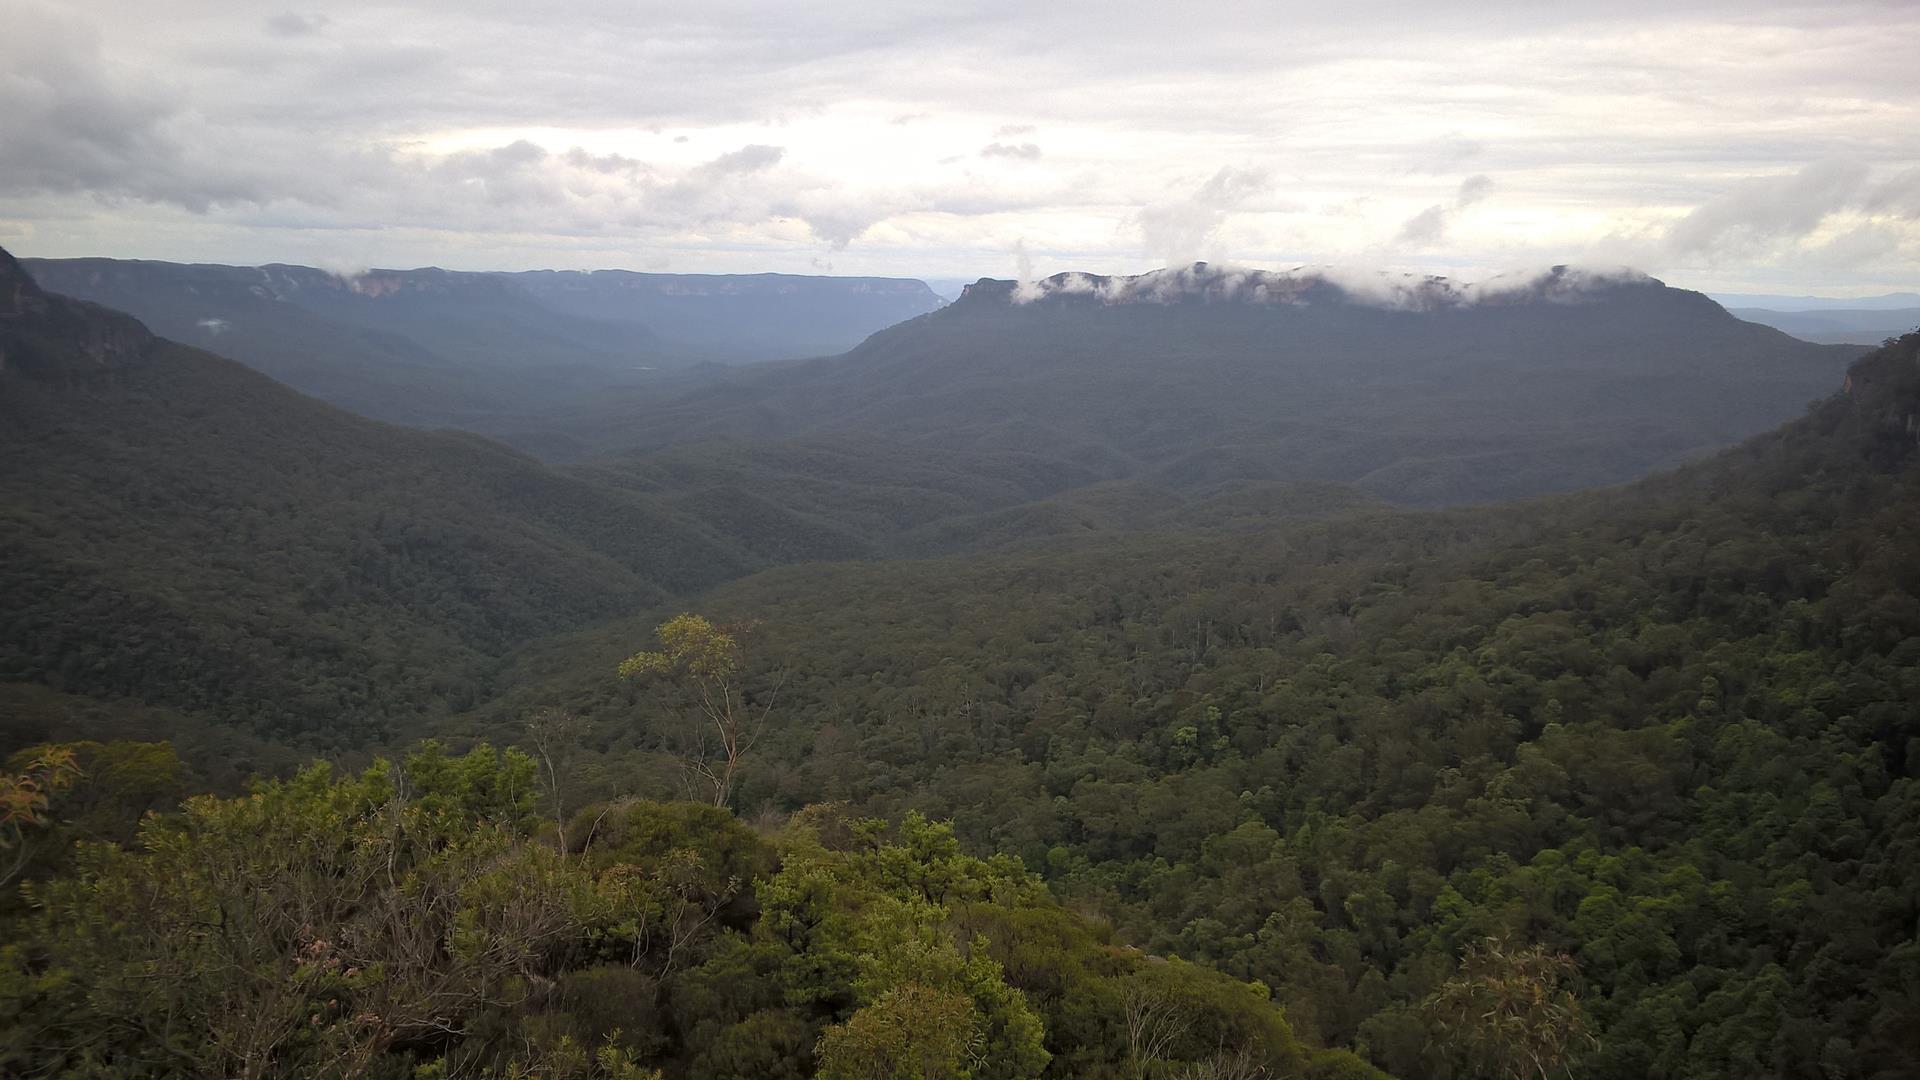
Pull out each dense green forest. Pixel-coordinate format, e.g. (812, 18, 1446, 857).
(575, 266, 1856, 504)
(3, 741, 1399, 1078)
(19, 259, 944, 449)
(471, 334, 1920, 1077)
(6, 240, 1919, 1077)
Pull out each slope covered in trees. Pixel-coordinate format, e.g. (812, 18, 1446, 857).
(0, 250, 1404, 761)
(18, 258, 944, 456)
(17, 257, 683, 445)
(8, 241, 1918, 1077)
(0, 247, 780, 758)
(1, 741, 1381, 1079)
(572, 265, 1859, 505)
(480, 334, 1920, 1078)
(510, 268, 945, 360)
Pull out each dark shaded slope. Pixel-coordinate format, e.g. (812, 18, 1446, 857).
(587, 265, 1858, 505)
(18, 257, 679, 445)
(0, 247, 748, 751)
(512, 268, 945, 359)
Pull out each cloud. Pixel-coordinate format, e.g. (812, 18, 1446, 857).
(1863, 167, 1920, 218)
(1409, 132, 1484, 172)
(5, 0, 1920, 287)
(1001, 262, 1654, 310)
(1394, 174, 1494, 248)
(0, 7, 190, 200)
(1665, 159, 1870, 257)
(980, 142, 1041, 160)
(1803, 223, 1902, 268)
(693, 144, 785, 178)
(1135, 166, 1270, 265)
(263, 12, 326, 37)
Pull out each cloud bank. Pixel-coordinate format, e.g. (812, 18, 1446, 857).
(0, 0, 1916, 293)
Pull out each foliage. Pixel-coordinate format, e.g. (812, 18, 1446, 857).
(0, 747, 1319, 1078)
(489, 335, 1920, 1078)
(0, 745, 82, 885)
(1427, 936, 1592, 1079)
(620, 614, 777, 807)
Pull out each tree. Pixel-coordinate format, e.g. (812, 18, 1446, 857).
(1426, 935, 1593, 1080)
(1122, 979, 1193, 1080)
(528, 708, 590, 840)
(0, 745, 81, 886)
(815, 983, 983, 1080)
(619, 615, 779, 809)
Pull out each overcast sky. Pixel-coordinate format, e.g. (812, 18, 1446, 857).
(2, 0, 1916, 294)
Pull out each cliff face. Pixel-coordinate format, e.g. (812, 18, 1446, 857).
(0, 246, 153, 380)
(1840, 332, 1920, 462)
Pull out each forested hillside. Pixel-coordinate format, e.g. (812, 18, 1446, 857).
(18, 257, 682, 443)
(476, 333, 1920, 1078)
(510, 269, 945, 360)
(7, 241, 1918, 1077)
(0, 247, 760, 759)
(19, 259, 944, 455)
(576, 265, 1859, 505)
(2, 741, 1391, 1078)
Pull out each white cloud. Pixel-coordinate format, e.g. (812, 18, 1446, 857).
(0, 0, 1917, 293)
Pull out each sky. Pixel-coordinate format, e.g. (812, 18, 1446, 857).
(1, 0, 1917, 295)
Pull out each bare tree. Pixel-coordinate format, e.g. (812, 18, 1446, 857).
(1172, 1043, 1267, 1080)
(1122, 981, 1193, 1080)
(526, 708, 589, 840)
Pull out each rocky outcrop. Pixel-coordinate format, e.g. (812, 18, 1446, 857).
(0, 245, 154, 380)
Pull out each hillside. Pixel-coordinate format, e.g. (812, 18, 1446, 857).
(19, 258, 947, 453)
(0, 251, 1405, 761)
(1728, 305, 1920, 346)
(478, 332, 1920, 1078)
(512, 268, 946, 360)
(578, 264, 1860, 505)
(16, 257, 683, 441)
(0, 246, 772, 758)
(1, 744, 1384, 1079)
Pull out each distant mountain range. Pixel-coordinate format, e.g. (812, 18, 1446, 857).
(1726, 305, 1920, 346)
(17, 257, 944, 453)
(1709, 290, 1920, 311)
(510, 269, 944, 359)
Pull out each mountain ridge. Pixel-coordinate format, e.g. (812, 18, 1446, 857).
(574, 262, 1859, 505)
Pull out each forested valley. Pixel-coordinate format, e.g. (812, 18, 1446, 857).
(3, 241, 1917, 1079)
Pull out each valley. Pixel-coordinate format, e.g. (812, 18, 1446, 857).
(3, 243, 1916, 1079)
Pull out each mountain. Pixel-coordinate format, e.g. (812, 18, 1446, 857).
(0, 245, 779, 758)
(16, 257, 681, 446)
(13, 259, 943, 456)
(481, 329, 1920, 1079)
(511, 268, 945, 360)
(1728, 305, 1920, 346)
(1710, 289, 1920, 311)
(575, 264, 1861, 505)
(8, 235, 1920, 1076)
